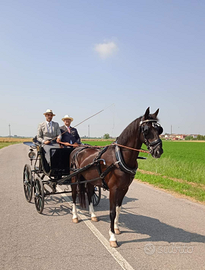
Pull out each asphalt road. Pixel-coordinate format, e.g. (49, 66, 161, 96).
(0, 144, 205, 270)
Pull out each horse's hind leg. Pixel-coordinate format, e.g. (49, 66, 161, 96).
(71, 177, 78, 223)
(87, 184, 98, 222)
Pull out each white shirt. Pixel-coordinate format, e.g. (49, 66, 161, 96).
(46, 121, 52, 133)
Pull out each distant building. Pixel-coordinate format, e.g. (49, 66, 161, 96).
(163, 134, 187, 140)
(190, 134, 198, 139)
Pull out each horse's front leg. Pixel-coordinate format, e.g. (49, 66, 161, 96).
(114, 206, 121, 235)
(114, 188, 128, 235)
(87, 184, 98, 222)
(71, 177, 79, 223)
(109, 188, 118, 248)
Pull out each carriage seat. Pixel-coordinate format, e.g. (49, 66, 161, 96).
(49, 148, 73, 177)
(39, 146, 73, 178)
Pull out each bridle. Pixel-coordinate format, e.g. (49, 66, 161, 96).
(139, 119, 163, 154)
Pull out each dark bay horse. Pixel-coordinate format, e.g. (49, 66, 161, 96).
(70, 107, 163, 247)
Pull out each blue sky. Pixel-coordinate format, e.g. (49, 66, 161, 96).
(0, 0, 205, 137)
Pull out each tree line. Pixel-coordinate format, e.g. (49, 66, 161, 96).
(185, 135, 205, 140)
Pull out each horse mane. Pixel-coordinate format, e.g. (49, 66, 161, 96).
(117, 114, 159, 145)
(117, 117, 141, 145)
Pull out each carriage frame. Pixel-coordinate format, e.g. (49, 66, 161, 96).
(23, 142, 102, 213)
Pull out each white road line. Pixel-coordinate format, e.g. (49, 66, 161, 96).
(58, 187, 135, 270)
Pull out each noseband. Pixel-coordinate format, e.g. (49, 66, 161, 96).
(140, 119, 163, 154)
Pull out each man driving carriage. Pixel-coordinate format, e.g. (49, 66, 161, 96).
(37, 109, 61, 164)
(58, 115, 81, 148)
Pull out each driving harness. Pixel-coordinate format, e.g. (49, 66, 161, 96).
(70, 118, 162, 190)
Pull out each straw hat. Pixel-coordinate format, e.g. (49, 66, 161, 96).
(43, 109, 55, 116)
(62, 115, 73, 121)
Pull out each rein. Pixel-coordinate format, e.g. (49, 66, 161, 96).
(74, 143, 149, 154)
(112, 143, 149, 154)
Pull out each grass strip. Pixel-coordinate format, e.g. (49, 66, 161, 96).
(0, 142, 20, 149)
(138, 157, 205, 185)
(135, 171, 205, 202)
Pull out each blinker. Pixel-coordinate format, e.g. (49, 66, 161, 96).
(140, 120, 163, 135)
(142, 125, 149, 135)
(152, 122, 163, 135)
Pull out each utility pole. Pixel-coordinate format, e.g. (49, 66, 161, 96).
(171, 125, 172, 135)
(88, 125, 90, 138)
(9, 124, 11, 137)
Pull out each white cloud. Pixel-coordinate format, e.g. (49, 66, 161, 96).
(94, 41, 118, 59)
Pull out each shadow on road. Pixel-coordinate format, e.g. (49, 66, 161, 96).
(118, 209, 205, 245)
(98, 209, 205, 245)
(37, 192, 205, 246)
(93, 194, 205, 245)
(42, 195, 71, 216)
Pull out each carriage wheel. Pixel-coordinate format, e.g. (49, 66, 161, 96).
(34, 176, 44, 214)
(23, 164, 33, 202)
(92, 186, 101, 206)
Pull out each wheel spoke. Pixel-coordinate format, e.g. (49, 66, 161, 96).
(23, 164, 33, 202)
(34, 177, 44, 214)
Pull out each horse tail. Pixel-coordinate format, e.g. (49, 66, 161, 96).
(78, 176, 86, 209)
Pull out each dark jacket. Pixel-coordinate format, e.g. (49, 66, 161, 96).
(60, 125, 81, 145)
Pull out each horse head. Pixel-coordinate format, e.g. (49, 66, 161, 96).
(140, 107, 163, 158)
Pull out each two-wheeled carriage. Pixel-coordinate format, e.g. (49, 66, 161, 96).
(23, 142, 101, 213)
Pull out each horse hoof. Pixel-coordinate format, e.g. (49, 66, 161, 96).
(115, 229, 121, 235)
(72, 218, 79, 223)
(110, 241, 118, 248)
(91, 217, 98, 222)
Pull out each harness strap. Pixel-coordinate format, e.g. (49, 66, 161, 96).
(70, 145, 137, 191)
(115, 145, 137, 176)
(71, 146, 92, 168)
(94, 146, 109, 161)
(99, 163, 116, 190)
(94, 146, 110, 190)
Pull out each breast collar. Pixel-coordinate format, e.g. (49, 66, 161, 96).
(115, 144, 137, 175)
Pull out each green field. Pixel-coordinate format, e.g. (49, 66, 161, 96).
(0, 139, 113, 150)
(136, 141, 205, 202)
(0, 137, 32, 149)
(0, 142, 19, 149)
(81, 140, 114, 146)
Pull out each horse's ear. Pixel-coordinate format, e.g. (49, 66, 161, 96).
(143, 107, 150, 120)
(153, 108, 159, 118)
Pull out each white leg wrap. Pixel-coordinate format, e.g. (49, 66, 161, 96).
(89, 202, 96, 218)
(114, 206, 121, 229)
(109, 229, 117, 242)
(72, 203, 78, 219)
